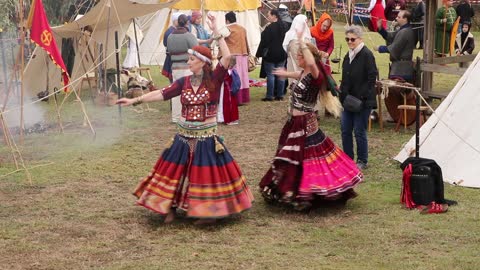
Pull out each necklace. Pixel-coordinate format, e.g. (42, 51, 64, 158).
(191, 72, 203, 87)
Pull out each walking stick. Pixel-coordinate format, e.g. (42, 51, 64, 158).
(441, 6, 447, 56)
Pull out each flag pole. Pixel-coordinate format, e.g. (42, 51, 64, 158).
(44, 54, 64, 133)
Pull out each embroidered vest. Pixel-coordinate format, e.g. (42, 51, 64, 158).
(180, 77, 217, 121)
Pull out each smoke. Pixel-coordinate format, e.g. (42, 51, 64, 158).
(2, 91, 46, 129)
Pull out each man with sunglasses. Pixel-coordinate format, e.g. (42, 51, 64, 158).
(374, 10, 415, 82)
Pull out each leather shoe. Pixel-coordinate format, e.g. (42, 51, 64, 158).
(261, 98, 274, 102)
(356, 161, 368, 170)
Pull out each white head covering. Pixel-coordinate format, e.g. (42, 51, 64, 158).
(282, 14, 312, 52)
(279, 4, 288, 10)
(171, 12, 182, 24)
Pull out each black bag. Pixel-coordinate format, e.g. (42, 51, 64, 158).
(400, 157, 446, 207)
(342, 94, 363, 112)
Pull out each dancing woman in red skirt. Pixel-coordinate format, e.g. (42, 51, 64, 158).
(117, 15, 253, 224)
(260, 29, 363, 211)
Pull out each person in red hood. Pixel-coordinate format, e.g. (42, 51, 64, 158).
(310, 13, 334, 74)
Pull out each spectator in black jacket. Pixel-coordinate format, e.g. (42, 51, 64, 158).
(340, 25, 378, 170)
(456, 0, 475, 28)
(411, 0, 426, 49)
(256, 9, 288, 101)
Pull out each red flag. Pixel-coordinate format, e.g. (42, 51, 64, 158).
(28, 0, 70, 91)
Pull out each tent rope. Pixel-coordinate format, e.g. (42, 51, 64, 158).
(379, 80, 480, 156)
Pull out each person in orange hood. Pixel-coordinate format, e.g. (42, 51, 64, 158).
(310, 13, 334, 74)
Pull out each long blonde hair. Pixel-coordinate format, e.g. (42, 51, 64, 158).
(305, 43, 342, 118)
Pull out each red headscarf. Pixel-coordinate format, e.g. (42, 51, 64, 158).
(191, 45, 212, 62)
(191, 11, 202, 24)
(310, 13, 334, 43)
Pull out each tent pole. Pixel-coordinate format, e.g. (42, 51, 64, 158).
(103, 0, 112, 96)
(133, 19, 142, 68)
(415, 89, 420, 158)
(115, 31, 122, 124)
(348, 0, 353, 25)
(18, 0, 26, 144)
(1, 49, 21, 112)
(11, 44, 20, 96)
(0, 30, 10, 146)
(0, 30, 9, 99)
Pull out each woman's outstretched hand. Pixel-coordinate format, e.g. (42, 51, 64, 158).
(272, 68, 288, 79)
(116, 98, 135, 107)
(206, 13, 217, 32)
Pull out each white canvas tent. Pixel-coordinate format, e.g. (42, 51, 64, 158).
(138, 0, 262, 66)
(394, 53, 480, 188)
(23, 0, 180, 94)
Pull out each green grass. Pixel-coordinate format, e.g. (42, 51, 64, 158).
(0, 22, 479, 269)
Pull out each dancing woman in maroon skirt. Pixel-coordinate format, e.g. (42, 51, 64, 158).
(117, 15, 253, 224)
(260, 29, 363, 211)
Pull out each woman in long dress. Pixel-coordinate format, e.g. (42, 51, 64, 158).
(259, 29, 363, 211)
(117, 15, 253, 224)
(367, 0, 387, 32)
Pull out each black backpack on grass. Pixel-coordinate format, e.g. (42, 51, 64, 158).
(400, 157, 445, 206)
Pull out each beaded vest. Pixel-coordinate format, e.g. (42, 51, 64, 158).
(289, 73, 320, 112)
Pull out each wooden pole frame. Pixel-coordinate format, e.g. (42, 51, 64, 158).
(19, 0, 25, 144)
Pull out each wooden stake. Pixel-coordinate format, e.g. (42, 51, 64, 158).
(44, 56, 64, 133)
(0, 162, 54, 179)
(52, 88, 64, 134)
(72, 89, 96, 136)
(3, 123, 33, 184)
(0, 113, 19, 169)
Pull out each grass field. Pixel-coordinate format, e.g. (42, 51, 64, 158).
(0, 23, 479, 269)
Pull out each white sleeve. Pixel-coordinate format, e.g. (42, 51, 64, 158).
(367, 0, 376, 12)
(219, 26, 231, 38)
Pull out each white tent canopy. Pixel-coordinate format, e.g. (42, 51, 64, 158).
(138, 0, 262, 65)
(395, 53, 480, 188)
(23, 0, 180, 94)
